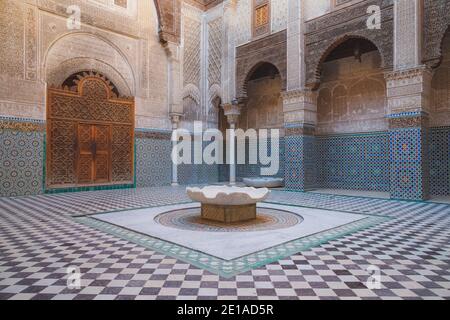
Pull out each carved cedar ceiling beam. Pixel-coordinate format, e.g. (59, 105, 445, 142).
(154, 0, 224, 44)
(154, 0, 181, 44)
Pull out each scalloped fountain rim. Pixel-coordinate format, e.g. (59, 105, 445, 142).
(186, 186, 271, 206)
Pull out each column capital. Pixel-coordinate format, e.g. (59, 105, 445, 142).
(163, 42, 181, 62)
(384, 66, 433, 83)
(281, 89, 316, 104)
(385, 66, 433, 115)
(169, 112, 183, 129)
(282, 89, 317, 126)
(221, 103, 241, 125)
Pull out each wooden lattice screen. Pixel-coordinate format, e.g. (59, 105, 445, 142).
(46, 73, 135, 189)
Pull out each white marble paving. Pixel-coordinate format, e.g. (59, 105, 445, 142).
(93, 203, 369, 261)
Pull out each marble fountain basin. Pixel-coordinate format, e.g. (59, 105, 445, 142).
(186, 186, 270, 223)
(243, 177, 284, 188)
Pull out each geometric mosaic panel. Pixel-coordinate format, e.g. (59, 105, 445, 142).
(237, 137, 285, 181)
(389, 127, 429, 200)
(178, 140, 219, 185)
(135, 136, 172, 188)
(284, 135, 317, 191)
(0, 129, 44, 197)
(317, 133, 390, 192)
(430, 127, 450, 196)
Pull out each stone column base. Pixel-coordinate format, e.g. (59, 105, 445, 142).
(201, 204, 256, 223)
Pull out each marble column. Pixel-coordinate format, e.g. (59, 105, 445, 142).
(222, 102, 242, 185)
(282, 89, 318, 191)
(170, 113, 183, 186)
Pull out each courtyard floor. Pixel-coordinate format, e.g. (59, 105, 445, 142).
(0, 186, 449, 300)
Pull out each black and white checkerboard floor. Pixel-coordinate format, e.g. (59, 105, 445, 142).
(0, 187, 449, 300)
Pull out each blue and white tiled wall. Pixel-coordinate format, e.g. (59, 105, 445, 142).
(430, 127, 450, 196)
(0, 117, 449, 199)
(317, 133, 390, 192)
(389, 127, 429, 200)
(285, 134, 317, 191)
(0, 117, 45, 197)
(236, 137, 285, 181)
(135, 129, 172, 188)
(178, 140, 219, 185)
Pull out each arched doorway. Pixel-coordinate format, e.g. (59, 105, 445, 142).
(238, 62, 284, 179)
(316, 37, 389, 192)
(430, 29, 450, 196)
(46, 72, 135, 190)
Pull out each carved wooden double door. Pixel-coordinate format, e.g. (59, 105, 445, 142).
(46, 74, 135, 189)
(77, 123, 111, 184)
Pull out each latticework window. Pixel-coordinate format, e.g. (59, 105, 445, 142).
(253, 0, 270, 38)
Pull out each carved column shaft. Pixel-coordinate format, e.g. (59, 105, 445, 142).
(222, 102, 242, 185)
(170, 113, 183, 186)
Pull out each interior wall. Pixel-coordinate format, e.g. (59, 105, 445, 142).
(316, 49, 389, 192)
(237, 73, 285, 180)
(430, 30, 450, 196)
(0, 0, 172, 196)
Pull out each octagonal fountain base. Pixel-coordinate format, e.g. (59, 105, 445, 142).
(187, 186, 270, 223)
(201, 203, 256, 223)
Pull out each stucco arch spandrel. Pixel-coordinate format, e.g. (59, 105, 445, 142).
(239, 61, 286, 99)
(43, 32, 136, 95)
(46, 58, 132, 97)
(182, 84, 201, 105)
(423, 0, 450, 68)
(308, 34, 388, 89)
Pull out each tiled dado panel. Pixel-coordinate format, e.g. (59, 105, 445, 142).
(179, 164, 219, 185)
(389, 127, 429, 200)
(284, 135, 317, 191)
(317, 133, 390, 192)
(0, 118, 45, 197)
(430, 127, 450, 196)
(236, 137, 285, 181)
(135, 130, 172, 188)
(178, 141, 219, 185)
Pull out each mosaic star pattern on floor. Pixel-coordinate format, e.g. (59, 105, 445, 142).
(0, 187, 449, 300)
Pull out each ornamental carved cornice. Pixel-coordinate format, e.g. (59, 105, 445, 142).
(281, 89, 316, 104)
(284, 124, 316, 137)
(0, 119, 45, 132)
(135, 130, 172, 140)
(384, 67, 433, 85)
(388, 115, 429, 130)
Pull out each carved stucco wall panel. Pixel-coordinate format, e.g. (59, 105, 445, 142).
(0, 0, 169, 129)
(305, 0, 394, 87)
(0, 0, 25, 79)
(423, 0, 450, 67)
(236, 30, 287, 99)
(430, 30, 450, 127)
(44, 32, 136, 96)
(208, 17, 223, 90)
(37, 0, 141, 38)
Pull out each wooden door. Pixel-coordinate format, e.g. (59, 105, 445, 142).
(46, 75, 134, 189)
(77, 123, 111, 185)
(93, 125, 111, 183)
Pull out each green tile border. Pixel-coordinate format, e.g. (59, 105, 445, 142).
(75, 214, 390, 278)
